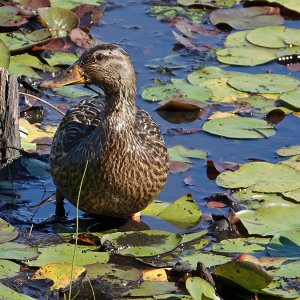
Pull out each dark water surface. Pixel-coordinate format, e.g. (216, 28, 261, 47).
(7, 0, 300, 232)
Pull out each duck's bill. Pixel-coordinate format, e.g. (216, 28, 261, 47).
(40, 65, 86, 88)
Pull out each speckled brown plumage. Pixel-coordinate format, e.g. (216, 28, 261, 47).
(40, 44, 169, 217)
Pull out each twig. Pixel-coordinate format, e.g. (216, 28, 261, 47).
(20, 92, 65, 116)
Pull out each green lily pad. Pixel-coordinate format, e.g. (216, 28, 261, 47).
(168, 145, 207, 163)
(261, 278, 299, 298)
(0, 283, 35, 300)
(200, 78, 248, 102)
(186, 277, 218, 300)
(281, 155, 300, 171)
(147, 194, 201, 229)
(248, 0, 300, 14)
(177, 0, 236, 8)
(233, 187, 293, 209)
(0, 218, 18, 243)
(247, 26, 300, 48)
(267, 228, 300, 259)
(50, 0, 104, 10)
(216, 161, 300, 193)
(0, 242, 38, 260)
(53, 85, 98, 98)
(216, 47, 276, 66)
(129, 281, 178, 297)
(141, 83, 211, 102)
(85, 263, 142, 296)
(0, 259, 20, 279)
(276, 145, 300, 157)
(237, 204, 300, 236)
(155, 295, 193, 300)
(38, 7, 79, 38)
(272, 261, 300, 278)
(26, 28, 52, 42)
(212, 237, 270, 256)
(101, 230, 182, 257)
(215, 260, 273, 292)
(27, 243, 109, 266)
(181, 252, 232, 269)
(203, 117, 276, 139)
(42, 51, 79, 66)
(0, 6, 19, 25)
(0, 32, 39, 52)
(9, 64, 40, 78)
(33, 262, 86, 290)
(187, 66, 243, 86)
(0, 39, 10, 68)
(227, 73, 299, 93)
(224, 30, 252, 48)
(279, 89, 300, 109)
(283, 188, 300, 203)
(210, 6, 284, 30)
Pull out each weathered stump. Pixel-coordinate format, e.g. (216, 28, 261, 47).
(0, 68, 20, 168)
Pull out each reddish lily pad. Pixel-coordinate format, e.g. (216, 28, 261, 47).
(38, 7, 79, 38)
(168, 145, 207, 163)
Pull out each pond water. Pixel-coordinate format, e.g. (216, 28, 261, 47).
(3, 0, 300, 234)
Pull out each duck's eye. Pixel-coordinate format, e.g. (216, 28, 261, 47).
(96, 53, 104, 61)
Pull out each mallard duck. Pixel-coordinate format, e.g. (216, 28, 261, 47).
(40, 44, 169, 217)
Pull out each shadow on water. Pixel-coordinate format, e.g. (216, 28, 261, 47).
(2, 0, 300, 233)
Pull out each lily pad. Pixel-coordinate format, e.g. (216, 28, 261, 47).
(50, 0, 103, 10)
(181, 252, 232, 268)
(0, 39, 10, 68)
(215, 260, 273, 292)
(0, 283, 34, 300)
(0, 32, 40, 52)
(27, 243, 109, 266)
(267, 228, 300, 259)
(210, 6, 284, 30)
(130, 281, 178, 297)
(203, 117, 276, 139)
(0, 242, 38, 260)
(0, 218, 18, 243)
(186, 277, 218, 300)
(271, 261, 300, 278)
(0, 6, 19, 26)
(216, 47, 276, 66)
(216, 161, 300, 193)
(26, 28, 52, 42)
(168, 145, 207, 163)
(247, 26, 300, 48)
(276, 145, 300, 157)
(227, 73, 299, 93)
(101, 230, 182, 257)
(261, 277, 300, 298)
(53, 85, 98, 98)
(38, 7, 79, 38)
(33, 262, 86, 290)
(0, 259, 20, 279)
(237, 204, 300, 235)
(212, 237, 270, 256)
(283, 188, 300, 202)
(141, 83, 211, 102)
(247, 0, 300, 14)
(42, 51, 79, 66)
(177, 0, 236, 8)
(279, 89, 300, 109)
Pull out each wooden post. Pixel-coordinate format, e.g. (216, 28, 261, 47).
(0, 68, 20, 168)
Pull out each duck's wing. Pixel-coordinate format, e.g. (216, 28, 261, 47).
(53, 98, 105, 153)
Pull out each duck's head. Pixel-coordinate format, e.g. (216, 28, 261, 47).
(40, 44, 136, 95)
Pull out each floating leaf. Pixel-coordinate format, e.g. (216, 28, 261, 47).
(0, 242, 38, 260)
(0, 218, 18, 243)
(271, 261, 300, 279)
(146, 194, 201, 229)
(33, 262, 86, 290)
(237, 204, 300, 235)
(0, 39, 10, 68)
(276, 145, 300, 157)
(42, 51, 79, 66)
(283, 188, 300, 203)
(216, 47, 276, 66)
(169, 161, 191, 173)
(129, 281, 178, 297)
(212, 237, 269, 256)
(279, 89, 300, 109)
(186, 277, 218, 300)
(101, 230, 182, 257)
(203, 117, 276, 139)
(141, 83, 211, 102)
(27, 243, 109, 266)
(177, 0, 236, 8)
(247, 26, 300, 48)
(168, 145, 207, 163)
(38, 7, 79, 38)
(0, 259, 20, 279)
(261, 279, 299, 298)
(267, 228, 300, 259)
(216, 161, 300, 193)
(0, 32, 40, 52)
(215, 260, 273, 292)
(26, 28, 52, 42)
(0, 283, 34, 300)
(143, 268, 168, 282)
(210, 6, 284, 30)
(228, 74, 299, 93)
(50, 0, 103, 10)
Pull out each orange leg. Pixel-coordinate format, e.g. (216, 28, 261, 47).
(55, 188, 66, 217)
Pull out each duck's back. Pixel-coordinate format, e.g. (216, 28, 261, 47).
(50, 98, 169, 216)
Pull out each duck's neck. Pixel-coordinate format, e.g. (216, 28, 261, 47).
(103, 81, 137, 132)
